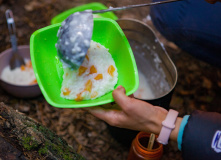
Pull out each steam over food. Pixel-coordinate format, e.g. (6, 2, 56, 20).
(61, 40, 118, 101)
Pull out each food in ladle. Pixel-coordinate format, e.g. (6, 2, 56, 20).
(56, 11, 93, 69)
(60, 40, 118, 101)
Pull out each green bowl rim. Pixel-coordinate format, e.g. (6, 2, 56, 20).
(30, 18, 139, 108)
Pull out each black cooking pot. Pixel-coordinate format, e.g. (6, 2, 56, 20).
(107, 19, 178, 147)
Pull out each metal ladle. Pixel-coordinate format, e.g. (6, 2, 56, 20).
(56, 0, 182, 69)
(5, 9, 25, 70)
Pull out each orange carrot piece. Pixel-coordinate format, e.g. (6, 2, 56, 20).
(94, 74, 103, 80)
(91, 91, 98, 99)
(20, 65, 25, 71)
(30, 79, 37, 85)
(78, 66, 87, 76)
(84, 79, 92, 93)
(89, 65, 97, 74)
(63, 88, 71, 96)
(108, 65, 115, 77)
(85, 54, 89, 61)
(75, 92, 84, 101)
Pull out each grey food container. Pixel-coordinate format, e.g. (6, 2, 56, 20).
(0, 45, 42, 98)
(108, 19, 178, 147)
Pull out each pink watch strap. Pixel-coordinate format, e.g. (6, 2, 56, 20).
(157, 109, 179, 145)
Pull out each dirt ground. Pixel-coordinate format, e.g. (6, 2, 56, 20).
(0, 0, 221, 160)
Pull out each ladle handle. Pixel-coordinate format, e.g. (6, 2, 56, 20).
(93, 0, 182, 14)
(5, 9, 17, 51)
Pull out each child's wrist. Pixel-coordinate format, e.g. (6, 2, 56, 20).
(149, 108, 182, 143)
(149, 107, 168, 135)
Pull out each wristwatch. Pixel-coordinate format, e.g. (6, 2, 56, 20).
(157, 109, 179, 145)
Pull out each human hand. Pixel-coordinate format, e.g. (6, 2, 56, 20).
(88, 85, 168, 135)
(88, 86, 182, 141)
(205, 0, 221, 4)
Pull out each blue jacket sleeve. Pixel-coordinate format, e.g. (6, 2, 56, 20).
(181, 110, 221, 160)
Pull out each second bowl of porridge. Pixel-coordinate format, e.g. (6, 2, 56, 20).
(0, 45, 42, 98)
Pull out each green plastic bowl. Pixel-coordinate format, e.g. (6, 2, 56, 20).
(30, 18, 139, 108)
(51, 2, 118, 24)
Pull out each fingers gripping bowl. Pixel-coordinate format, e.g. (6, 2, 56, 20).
(30, 18, 139, 108)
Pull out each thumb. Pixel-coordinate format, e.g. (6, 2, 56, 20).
(112, 86, 132, 109)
